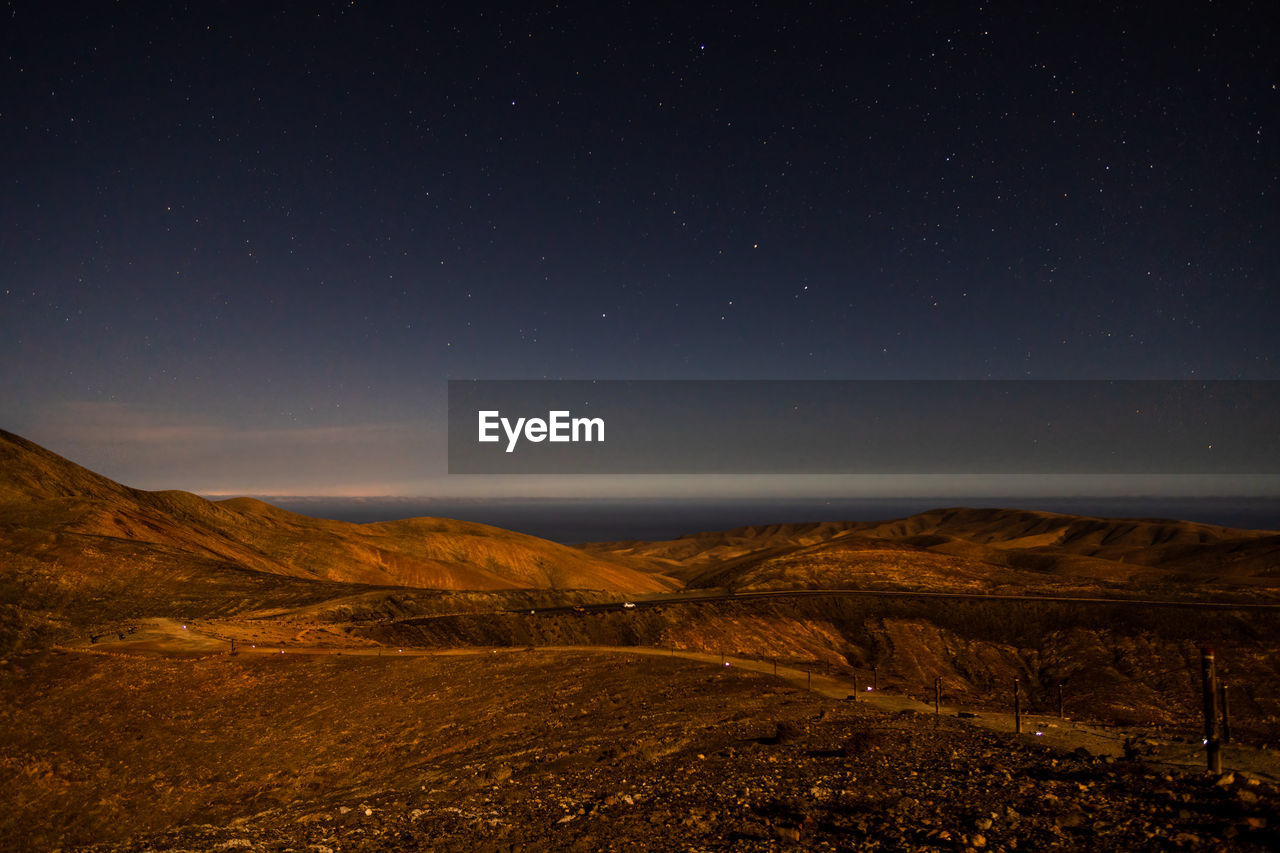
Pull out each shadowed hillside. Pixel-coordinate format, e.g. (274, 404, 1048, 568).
(585, 507, 1280, 598)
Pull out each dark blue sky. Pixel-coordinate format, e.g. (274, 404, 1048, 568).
(2, 2, 1276, 496)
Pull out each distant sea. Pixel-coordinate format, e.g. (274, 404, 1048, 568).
(260, 496, 1280, 544)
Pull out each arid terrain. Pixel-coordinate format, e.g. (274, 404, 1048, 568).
(3, 428, 1280, 851)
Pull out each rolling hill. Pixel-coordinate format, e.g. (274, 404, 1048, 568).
(584, 506, 1280, 596)
(0, 429, 675, 635)
(6, 424, 1279, 651)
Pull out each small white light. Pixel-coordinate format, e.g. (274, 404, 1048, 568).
(1035, 732, 1044, 736)
(867, 687, 873, 691)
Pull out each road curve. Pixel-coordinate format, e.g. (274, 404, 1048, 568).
(502, 586, 1280, 618)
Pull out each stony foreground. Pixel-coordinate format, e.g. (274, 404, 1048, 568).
(2, 649, 1277, 851)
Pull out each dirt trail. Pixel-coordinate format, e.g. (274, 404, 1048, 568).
(72, 618, 1280, 782)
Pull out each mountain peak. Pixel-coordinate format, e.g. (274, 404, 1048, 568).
(0, 429, 137, 504)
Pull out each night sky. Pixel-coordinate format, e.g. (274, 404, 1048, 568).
(2, 2, 1276, 499)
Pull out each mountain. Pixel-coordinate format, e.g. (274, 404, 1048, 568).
(0, 429, 675, 631)
(6, 424, 1278, 646)
(584, 506, 1280, 596)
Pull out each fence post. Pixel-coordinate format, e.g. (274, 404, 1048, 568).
(807, 667, 811, 691)
(1220, 683, 1232, 745)
(1201, 647, 1222, 773)
(852, 672, 859, 701)
(1057, 681, 1064, 719)
(873, 666, 878, 691)
(934, 677, 941, 720)
(1013, 678, 1022, 734)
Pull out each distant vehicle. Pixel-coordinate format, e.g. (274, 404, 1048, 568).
(623, 602, 636, 609)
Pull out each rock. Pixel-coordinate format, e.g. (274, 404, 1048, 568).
(295, 813, 331, 825)
(971, 833, 987, 848)
(1215, 772, 1235, 787)
(891, 796, 918, 813)
(215, 841, 253, 851)
(974, 817, 992, 830)
(1238, 789, 1259, 804)
(773, 825, 801, 842)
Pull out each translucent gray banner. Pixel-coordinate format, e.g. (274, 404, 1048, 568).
(447, 380, 1280, 475)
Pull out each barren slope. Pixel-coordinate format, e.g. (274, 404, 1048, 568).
(0, 430, 674, 639)
(4, 650, 1279, 852)
(584, 506, 1280, 598)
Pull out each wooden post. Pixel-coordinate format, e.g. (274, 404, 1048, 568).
(1013, 678, 1022, 734)
(852, 672, 859, 701)
(230, 638, 236, 655)
(1057, 681, 1064, 719)
(873, 666, 878, 691)
(807, 668, 811, 691)
(1220, 683, 1232, 745)
(1201, 647, 1222, 773)
(934, 677, 941, 719)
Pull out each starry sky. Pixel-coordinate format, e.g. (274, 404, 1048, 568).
(2, 2, 1276, 499)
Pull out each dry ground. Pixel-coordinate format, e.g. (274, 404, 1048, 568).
(3, 647, 1279, 852)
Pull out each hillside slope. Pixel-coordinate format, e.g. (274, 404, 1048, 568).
(0, 430, 674, 632)
(585, 506, 1280, 596)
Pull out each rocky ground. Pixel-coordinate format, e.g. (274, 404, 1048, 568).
(3, 648, 1278, 852)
